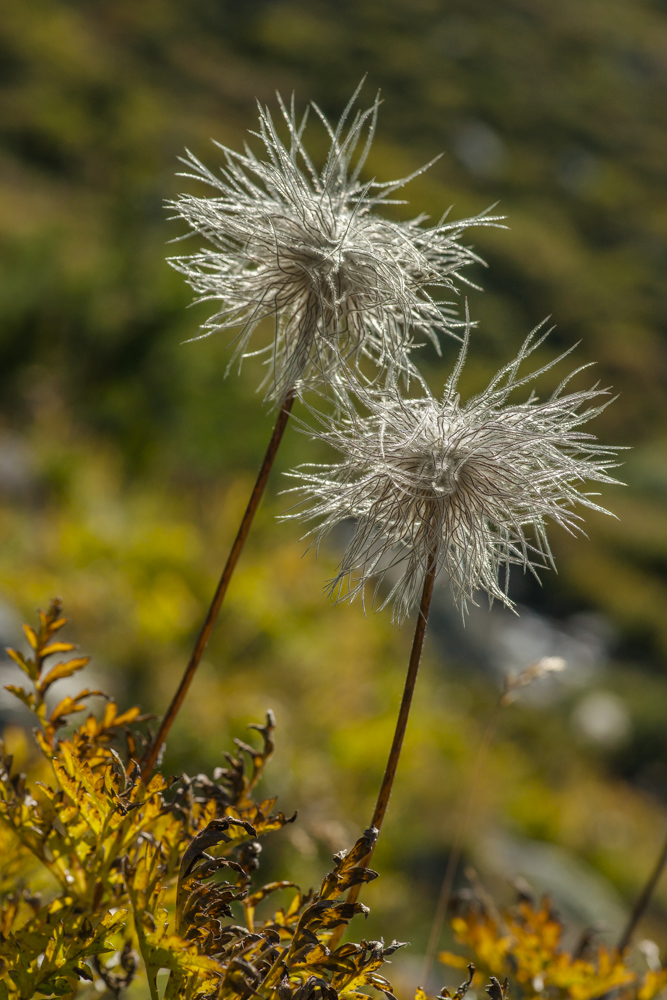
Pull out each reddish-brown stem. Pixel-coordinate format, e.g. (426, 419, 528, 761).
(140, 391, 295, 780)
(329, 556, 438, 946)
(618, 824, 667, 953)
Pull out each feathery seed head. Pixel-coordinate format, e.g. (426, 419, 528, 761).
(286, 324, 621, 621)
(167, 84, 500, 404)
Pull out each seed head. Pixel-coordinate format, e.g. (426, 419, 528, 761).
(168, 84, 500, 404)
(286, 323, 621, 620)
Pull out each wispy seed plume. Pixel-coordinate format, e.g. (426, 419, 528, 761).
(167, 84, 501, 404)
(286, 323, 621, 621)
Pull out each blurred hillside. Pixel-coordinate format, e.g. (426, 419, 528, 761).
(1, 0, 667, 985)
(2, 0, 667, 641)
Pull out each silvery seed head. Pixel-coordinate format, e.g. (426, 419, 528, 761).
(286, 323, 621, 621)
(167, 84, 501, 404)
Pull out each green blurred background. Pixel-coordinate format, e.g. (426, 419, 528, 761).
(1, 0, 667, 989)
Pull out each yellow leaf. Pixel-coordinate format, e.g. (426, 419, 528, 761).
(6, 648, 39, 682)
(22, 624, 38, 650)
(4, 685, 34, 711)
(101, 908, 128, 932)
(109, 705, 142, 727)
(35, 729, 53, 755)
(50, 689, 101, 725)
(639, 971, 667, 1000)
(40, 642, 76, 657)
(39, 658, 90, 692)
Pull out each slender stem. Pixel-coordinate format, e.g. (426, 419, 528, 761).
(420, 697, 503, 983)
(141, 391, 295, 780)
(329, 556, 438, 947)
(369, 559, 438, 835)
(618, 824, 667, 953)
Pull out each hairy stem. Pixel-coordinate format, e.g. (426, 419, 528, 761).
(618, 825, 667, 953)
(329, 556, 438, 947)
(141, 391, 295, 779)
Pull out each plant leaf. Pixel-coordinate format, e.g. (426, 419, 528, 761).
(22, 625, 38, 651)
(40, 642, 77, 657)
(4, 685, 34, 711)
(38, 658, 90, 693)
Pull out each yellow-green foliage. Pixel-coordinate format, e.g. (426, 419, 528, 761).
(1, 601, 664, 1000)
(440, 895, 667, 1000)
(0, 601, 413, 999)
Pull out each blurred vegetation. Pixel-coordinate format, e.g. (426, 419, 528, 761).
(1, 0, 667, 991)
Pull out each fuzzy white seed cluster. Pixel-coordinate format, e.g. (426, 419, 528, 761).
(286, 326, 620, 620)
(168, 86, 498, 404)
(171, 87, 621, 619)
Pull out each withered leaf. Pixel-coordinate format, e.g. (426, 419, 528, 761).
(485, 977, 509, 1000)
(440, 964, 475, 1000)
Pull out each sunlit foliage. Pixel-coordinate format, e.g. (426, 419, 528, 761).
(1, 602, 663, 999)
(440, 894, 667, 1000)
(0, 601, 442, 998)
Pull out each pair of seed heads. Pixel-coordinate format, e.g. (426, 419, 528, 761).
(169, 87, 620, 621)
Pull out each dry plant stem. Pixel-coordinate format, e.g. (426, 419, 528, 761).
(329, 556, 438, 949)
(141, 391, 295, 780)
(618, 824, 667, 953)
(420, 697, 503, 983)
(368, 558, 437, 836)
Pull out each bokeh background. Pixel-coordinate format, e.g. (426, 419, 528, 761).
(1, 0, 667, 990)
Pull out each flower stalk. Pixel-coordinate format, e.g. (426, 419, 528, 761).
(328, 553, 438, 948)
(141, 390, 295, 779)
(368, 555, 438, 835)
(145, 85, 496, 779)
